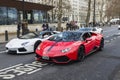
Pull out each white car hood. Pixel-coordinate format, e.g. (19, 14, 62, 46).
(6, 38, 40, 48)
(118, 25, 120, 28)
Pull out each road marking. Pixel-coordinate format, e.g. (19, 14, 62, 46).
(105, 40, 110, 43)
(105, 36, 109, 38)
(111, 39, 114, 41)
(27, 68, 42, 74)
(0, 51, 6, 54)
(114, 37, 117, 40)
(0, 64, 23, 72)
(0, 61, 47, 80)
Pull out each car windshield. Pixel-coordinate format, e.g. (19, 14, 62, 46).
(19, 32, 38, 39)
(37, 31, 51, 39)
(48, 32, 82, 42)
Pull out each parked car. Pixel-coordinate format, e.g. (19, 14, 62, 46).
(6, 31, 60, 54)
(78, 27, 103, 34)
(35, 31, 104, 63)
(118, 25, 120, 30)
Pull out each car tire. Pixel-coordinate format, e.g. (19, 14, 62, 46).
(98, 38, 104, 51)
(34, 41, 41, 52)
(77, 46, 85, 61)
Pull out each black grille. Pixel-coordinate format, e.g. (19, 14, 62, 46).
(54, 56, 69, 62)
(18, 48, 27, 52)
(36, 54, 70, 63)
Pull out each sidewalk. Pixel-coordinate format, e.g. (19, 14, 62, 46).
(0, 25, 117, 44)
(0, 33, 17, 44)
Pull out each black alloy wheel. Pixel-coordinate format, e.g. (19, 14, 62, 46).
(99, 38, 104, 51)
(77, 46, 85, 61)
(34, 41, 41, 52)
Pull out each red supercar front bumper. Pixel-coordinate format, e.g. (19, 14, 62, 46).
(35, 54, 72, 64)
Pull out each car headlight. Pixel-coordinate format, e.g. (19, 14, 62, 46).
(21, 42, 29, 46)
(61, 48, 71, 53)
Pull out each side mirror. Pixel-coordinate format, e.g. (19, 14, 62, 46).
(86, 38, 92, 42)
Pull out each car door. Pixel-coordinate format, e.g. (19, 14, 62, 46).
(82, 32, 95, 55)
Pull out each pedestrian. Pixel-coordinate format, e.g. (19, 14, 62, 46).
(42, 23, 46, 31)
(46, 23, 49, 31)
(52, 26, 56, 31)
(17, 22, 21, 37)
(66, 22, 69, 30)
(22, 21, 29, 35)
(17, 22, 21, 31)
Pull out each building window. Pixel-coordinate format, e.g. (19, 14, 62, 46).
(33, 10, 47, 23)
(7, 8, 17, 25)
(0, 7, 7, 25)
(0, 7, 17, 25)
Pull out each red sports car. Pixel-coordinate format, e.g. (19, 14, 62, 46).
(35, 31, 104, 63)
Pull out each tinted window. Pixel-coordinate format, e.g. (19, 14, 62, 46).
(82, 33, 91, 40)
(48, 32, 82, 42)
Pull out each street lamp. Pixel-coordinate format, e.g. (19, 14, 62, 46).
(93, 0, 96, 27)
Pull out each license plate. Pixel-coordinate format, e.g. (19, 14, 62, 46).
(42, 56, 49, 60)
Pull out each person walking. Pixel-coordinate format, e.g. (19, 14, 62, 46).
(46, 23, 49, 31)
(42, 23, 46, 31)
(17, 22, 21, 37)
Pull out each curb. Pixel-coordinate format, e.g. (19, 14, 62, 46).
(0, 41, 7, 44)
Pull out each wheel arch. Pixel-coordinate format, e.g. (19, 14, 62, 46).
(34, 40, 42, 52)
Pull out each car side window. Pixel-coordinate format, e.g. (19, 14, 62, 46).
(82, 33, 91, 41)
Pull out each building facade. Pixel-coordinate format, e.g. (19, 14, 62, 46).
(0, 0, 53, 25)
(69, 0, 88, 24)
(0, 0, 53, 34)
(89, 0, 106, 23)
(36, 0, 71, 22)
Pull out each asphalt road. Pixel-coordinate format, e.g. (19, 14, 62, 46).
(0, 25, 120, 80)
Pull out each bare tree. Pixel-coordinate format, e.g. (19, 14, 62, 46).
(105, 0, 120, 22)
(97, 0, 105, 23)
(57, 0, 63, 31)
(85, 0, 92, 27)
(40, 0, 71, 31)
(56, 0, 71, 31)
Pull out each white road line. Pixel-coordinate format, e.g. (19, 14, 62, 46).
(0, 51, 6, 53)
(105, 36, 109, 38)
(117, 36, 120, 38)
(105, 40, 110, 43)
(27, 68, 42, 74)
(111, 39, 114, 41)
(114, 38, 117, 39)
(0, 64, 23, 72)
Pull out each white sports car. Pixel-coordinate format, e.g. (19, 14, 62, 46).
(118, 25, 120, 30)
(78, 27, 103, 34)
(6, 31, 60, 54)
